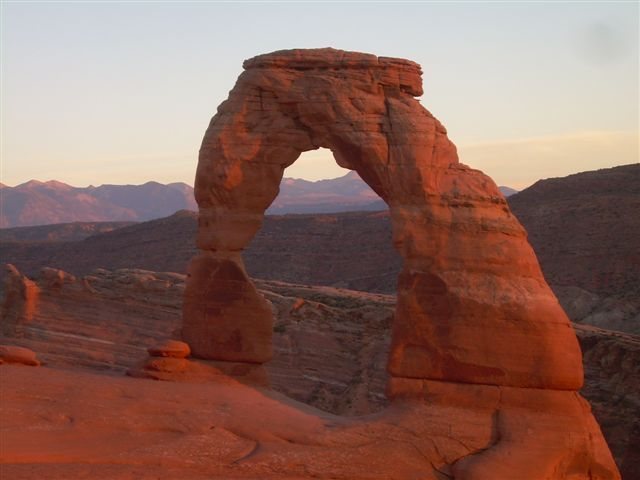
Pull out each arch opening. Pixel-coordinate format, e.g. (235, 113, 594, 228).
(266, 148, 385, 215)
(243, 148, 397, 416)
(281, 148, 349, 182)
(183, 48, 585, 401)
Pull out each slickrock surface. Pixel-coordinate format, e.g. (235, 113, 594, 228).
(0, 267, 391, 414)
(0, 365, 617, 480)
(0, 267, 633, 477)
(185, 48, 584, 393)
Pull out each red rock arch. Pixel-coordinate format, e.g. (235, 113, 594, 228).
(183, 48, 583, 391)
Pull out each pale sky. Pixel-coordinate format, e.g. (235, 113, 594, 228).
(1, 1, 638, 189)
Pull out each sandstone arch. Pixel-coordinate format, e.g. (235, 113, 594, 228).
(183, 48, 583, 391)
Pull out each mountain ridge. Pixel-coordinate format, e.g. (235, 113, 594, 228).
(1, 173, 518, 227)
(0, 180, 197, 227)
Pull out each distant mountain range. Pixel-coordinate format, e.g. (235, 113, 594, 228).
(0, 173, 518, 228)
(0, 180, 197, 228)
(268, 171, 384, 214)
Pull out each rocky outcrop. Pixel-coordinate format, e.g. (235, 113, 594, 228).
(1, 264, 39, 335)
(129, 337, 269, 385)
(177, 48, 618, 478)
(184, 48, 583, 394)
(0, 345, 40, 366)
(0, 267, 185, 371)
(0, 266, 632, 476)
(147, 339, 191, 358)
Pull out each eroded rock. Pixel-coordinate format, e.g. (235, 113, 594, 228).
(0, 345, 40, 366)
(183, 252, 272, 363)
(1, 264, 39, 335)
(184, 48, 582, 389)
(181, 48, 618, 478)
(147, 339, 191, 358)
(40, 267, 76, 289)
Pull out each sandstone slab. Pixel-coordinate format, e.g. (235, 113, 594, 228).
(0, 366, 619, 479)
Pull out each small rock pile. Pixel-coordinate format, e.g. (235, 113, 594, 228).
(128, 340, 191, 380)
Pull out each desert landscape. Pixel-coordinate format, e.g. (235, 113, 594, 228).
(2, 1, 639, 478)
(1, 45, 638, 480)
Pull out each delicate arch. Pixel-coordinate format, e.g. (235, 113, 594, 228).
(183, 48, 583, 390)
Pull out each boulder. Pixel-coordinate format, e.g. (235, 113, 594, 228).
(0, 345, 40, 366)
(147, 339, 191, 358)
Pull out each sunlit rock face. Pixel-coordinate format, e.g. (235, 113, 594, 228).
(0, 265, 623, 478)
(181, 48, 619, 479)
(184, 48, 581, 388)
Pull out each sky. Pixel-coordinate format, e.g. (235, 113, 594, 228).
(1, 1, 638, 190)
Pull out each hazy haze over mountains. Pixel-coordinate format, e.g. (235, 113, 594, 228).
(0, 172, 517, 227)
(0, 180, 197, 228)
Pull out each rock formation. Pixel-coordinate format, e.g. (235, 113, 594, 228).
(147, 339, 191, 358)
(183, 48, 580, 387)
(1, 266, 629, 478)
(0, 49, 623, 478)
(0, 345, 40, 366)
(1, 264, 39, 335)
(181, 48, 619, 478)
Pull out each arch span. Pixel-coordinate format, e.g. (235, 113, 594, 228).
(182, 48, 582, 390)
